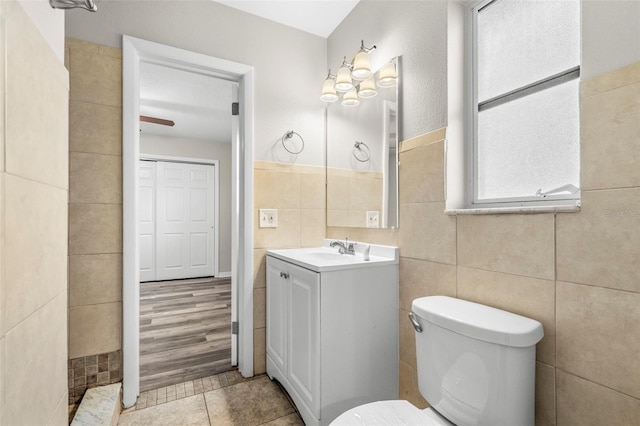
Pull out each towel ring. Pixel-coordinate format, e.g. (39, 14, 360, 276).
(281, 131, 304, 155)
(353, 141, 371, 162)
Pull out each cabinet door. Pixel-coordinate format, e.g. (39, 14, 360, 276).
(266, 258, 287, 375)
(288, 264, 321, 418)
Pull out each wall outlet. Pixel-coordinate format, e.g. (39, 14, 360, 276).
(259, 209, 278, 228)
(366, 211, 379, 228)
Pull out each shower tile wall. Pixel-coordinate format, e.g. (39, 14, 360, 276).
(252, 161, 326, 373)
(66, 38, 123, 402)
(0, 2, 69, 425)
(327, 63, 640, 426)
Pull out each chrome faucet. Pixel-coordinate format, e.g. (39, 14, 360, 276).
(330, 238, 356, 255)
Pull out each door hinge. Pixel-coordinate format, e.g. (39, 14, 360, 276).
(231, 102, 239, 116)
(232, 321, 239, 335)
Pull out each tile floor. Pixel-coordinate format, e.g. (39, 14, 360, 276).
(118, 370, 304, 426)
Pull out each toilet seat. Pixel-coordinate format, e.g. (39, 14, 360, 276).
(330, 400, 454, 426)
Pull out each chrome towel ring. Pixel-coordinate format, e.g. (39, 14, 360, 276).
(281, 131, 304, 154)
(353, 141, 371, 162)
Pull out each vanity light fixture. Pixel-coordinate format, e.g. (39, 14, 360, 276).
(320, 70, 339, 103)
(351, 40, 377, 80)
(321, 40, 392, 105)
(334, 57, 354, 92)
(50, 0, 97, 11)
(341, 88, 360, 107)
(377, 60, 398, 87)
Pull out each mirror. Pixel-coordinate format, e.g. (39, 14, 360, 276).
(326, 57, 400, 229)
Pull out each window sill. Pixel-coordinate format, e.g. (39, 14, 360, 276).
(445, 203, 580, 215)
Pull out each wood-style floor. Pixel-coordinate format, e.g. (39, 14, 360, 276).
(139, 276, 233, 392)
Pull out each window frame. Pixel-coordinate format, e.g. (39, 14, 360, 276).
(465, 0, 581, 210)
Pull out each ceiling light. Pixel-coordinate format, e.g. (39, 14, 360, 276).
(341, 88, 360, 107)
(357, 77, 377, 98)
(320, 71, 339, 103)
(351, 40, 376, 80)
(377, 61, 398, 87)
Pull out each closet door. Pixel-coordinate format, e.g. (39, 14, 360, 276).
(155, 161, 216, 280)
(139, 161, 157, 282)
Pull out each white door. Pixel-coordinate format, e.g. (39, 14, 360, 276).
(138, 161, 157, 282)
(156, 161, 216, 280)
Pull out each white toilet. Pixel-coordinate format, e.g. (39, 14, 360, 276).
(331, 296, 544, 426)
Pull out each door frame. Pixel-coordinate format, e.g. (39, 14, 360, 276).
(122, 35, 254, 407)
(139, 155, 221, 280)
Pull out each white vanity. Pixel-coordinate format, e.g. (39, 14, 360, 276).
(266, 240, 399, 426)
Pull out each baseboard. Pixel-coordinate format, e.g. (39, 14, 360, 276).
(217, 271, 232, 278)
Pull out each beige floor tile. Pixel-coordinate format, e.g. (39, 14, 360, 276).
(204, 375, 294, 425)
(262, 413, 305, 426)
(118, 395, 209, 426)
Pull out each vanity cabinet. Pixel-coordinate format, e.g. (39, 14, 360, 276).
(266, 252, 398, 426)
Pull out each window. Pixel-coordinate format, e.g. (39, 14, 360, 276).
(469, 0, 581, 209)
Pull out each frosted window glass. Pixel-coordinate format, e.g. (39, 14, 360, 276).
(477, 79, 579, 200)
(477, 0, 580, 102)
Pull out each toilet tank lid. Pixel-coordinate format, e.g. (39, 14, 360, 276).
(412, 296, 544, 348)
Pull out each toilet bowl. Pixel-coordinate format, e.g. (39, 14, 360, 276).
(331, 400, 453, 426)
(330, 296, 544, 426)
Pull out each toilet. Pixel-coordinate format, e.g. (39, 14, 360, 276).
(331, 296, 544, 426)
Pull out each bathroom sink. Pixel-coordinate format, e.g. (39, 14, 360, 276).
(267, 240, 398, 272)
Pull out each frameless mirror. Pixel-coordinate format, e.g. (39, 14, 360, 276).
(326, 57, 400, 228)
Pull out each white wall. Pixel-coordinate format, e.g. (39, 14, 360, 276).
(18, 0, 65, 61)
(140, 134, 233, 274)
(582, 0, 640, 79)
(329, 0, 640, 141)
(65, 0, 327, 167)
(328, 1, 448, 142)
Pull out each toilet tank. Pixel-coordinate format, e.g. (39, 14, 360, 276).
(411, 296, 543, 426)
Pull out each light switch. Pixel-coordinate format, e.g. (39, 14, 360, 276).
(259, 209, 278, 228)
(366, 211, 379, 228)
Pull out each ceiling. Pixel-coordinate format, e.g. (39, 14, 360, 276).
(140, 1, 358, 143)
(213, 0, 359, 38)
(139, 62, 234, 142)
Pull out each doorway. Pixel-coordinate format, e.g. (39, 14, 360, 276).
(122, 36, 255, 407)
